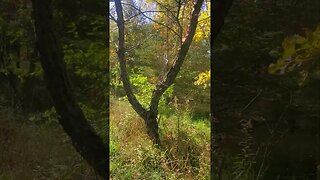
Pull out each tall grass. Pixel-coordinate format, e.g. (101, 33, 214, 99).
(110, 98, 210, 179)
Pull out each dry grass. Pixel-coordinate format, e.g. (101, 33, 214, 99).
(0, 106, 100, 180)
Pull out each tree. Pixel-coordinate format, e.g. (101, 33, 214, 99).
(31, 0, 108, 178)
(114, 0, 204, 145)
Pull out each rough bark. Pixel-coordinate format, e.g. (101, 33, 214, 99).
(31, 0, 108, 178)
(114, 0, 204, 146)
(212, 0, 234, 41)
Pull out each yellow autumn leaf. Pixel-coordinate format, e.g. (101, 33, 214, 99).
(194, 70, 210, 88)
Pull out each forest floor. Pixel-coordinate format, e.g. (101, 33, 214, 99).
(110, 98, 210, 180)
(0, 97, 101, 180)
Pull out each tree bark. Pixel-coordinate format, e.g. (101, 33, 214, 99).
(212, 0, 234, 41)
(31, 0, 108, 178)
(114, 0, 204, 146)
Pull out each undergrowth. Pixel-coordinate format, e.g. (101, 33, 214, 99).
(110, 98, 210, 180)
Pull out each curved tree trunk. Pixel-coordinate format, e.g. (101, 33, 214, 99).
(31, 0, 108, 178)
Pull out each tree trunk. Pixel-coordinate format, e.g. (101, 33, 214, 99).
(146, 111, 161, 145)
(31, 0, 108, 178)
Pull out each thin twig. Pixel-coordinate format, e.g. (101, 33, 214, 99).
(125, 20, 178, 52)
(122, 2, 181, 38)
(239, 89, 263, 116)
(124, 10, 166, 22)
(198, 16, 210, 23)
(109, 14, 117, 23)
(153, 0, 177, 18)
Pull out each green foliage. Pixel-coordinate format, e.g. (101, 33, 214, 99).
(0, 1, 40, 81)
(64, 42, 106, 78)
(111, 65, 174, 110)
(58, 7, 108, 106)
(78, 102, 107, 142)
(130, 68, 154, 107)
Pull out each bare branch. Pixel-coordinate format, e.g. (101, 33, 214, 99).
(198, 16, 210, 23)
(124, 10, 166, 22)
(109, 14, 117, 23)
(121, 2, 181, 38)
(126, 23, 176, 52)
(239, 89, 263, 116)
